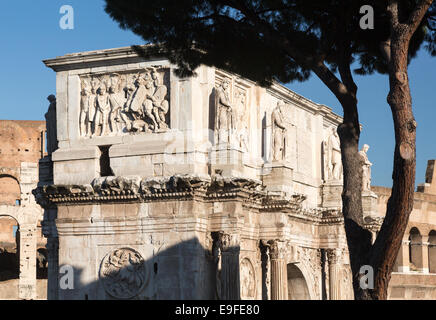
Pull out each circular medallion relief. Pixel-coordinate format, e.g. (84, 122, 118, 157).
(240, 258, 256, 299)
(99, 247, 149, 299)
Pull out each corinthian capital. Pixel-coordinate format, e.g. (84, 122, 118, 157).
(267, 240, 287, 260)
(214, 231, 240, 253)
(327, 248, 342, 265)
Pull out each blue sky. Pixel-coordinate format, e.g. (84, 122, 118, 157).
(0, 1, 434, 187)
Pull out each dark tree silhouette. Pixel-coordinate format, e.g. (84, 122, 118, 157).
(104, 0, 436, 299)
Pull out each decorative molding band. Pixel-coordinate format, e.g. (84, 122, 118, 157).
(33, 174, 264, 206)
(34, 174, 345, 225)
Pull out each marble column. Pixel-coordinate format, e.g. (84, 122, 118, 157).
(215, 232, 240, 300)
(269, 240, 287, 300)
(327, 249, 341, 300)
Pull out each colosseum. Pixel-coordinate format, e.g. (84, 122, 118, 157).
(0, 120, 47, 299)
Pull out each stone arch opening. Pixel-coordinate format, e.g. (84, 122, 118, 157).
(287, 263, 310, 300)
(409, 227, 423, 271)
(428, 230, 436, 273)
(36, 247, 48, 279)
(0, 175, 21, 206)
(0, 215, 19, 281)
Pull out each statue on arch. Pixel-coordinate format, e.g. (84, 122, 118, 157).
(215, 78, 234, 145)
(324, 127, 342, 181)
(271, 101, 287, 161)
(359, 144, 373, 191)
(45, 94, 58, 155)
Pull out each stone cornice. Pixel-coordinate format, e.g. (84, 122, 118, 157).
(34, 174, 344, 225)
(33, 174, 266, 207)
(262, 193, 343, 224)
(43, 45, 166, 72)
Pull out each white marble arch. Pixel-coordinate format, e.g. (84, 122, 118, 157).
(285, 260, 317, 300)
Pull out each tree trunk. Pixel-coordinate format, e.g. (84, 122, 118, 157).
(312, 61, 375, 299)
(369, 31, 417, 300)
(337, 98, 373, 300)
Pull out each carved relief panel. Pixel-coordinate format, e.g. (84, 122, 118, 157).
(214, 72, 251, 150)
(240, 257, 256, 299)
(79, 67, 170, 138)
(99, 247, 150, 299)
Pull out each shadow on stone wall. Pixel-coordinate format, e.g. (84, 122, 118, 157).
(54, 237, 246, 300)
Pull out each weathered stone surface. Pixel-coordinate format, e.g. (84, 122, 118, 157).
(22, 46, 435, 301)
(0, 120, 46, 300)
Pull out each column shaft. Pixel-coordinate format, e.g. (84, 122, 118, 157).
(270, 258, 287, 300)
(221, 252, 240, 300)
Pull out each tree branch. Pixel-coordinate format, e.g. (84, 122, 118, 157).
(252, 4, 297, 15)
(387, 0, 400, 29)
(214, 0, 356, 111)
(406, 0, 434, 35)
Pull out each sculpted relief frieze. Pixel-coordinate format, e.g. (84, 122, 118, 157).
(240, 258, 256, 299)
(99, 247, 149, 299)
(80, 67, 170, 138)
(214, 75, 250, 150)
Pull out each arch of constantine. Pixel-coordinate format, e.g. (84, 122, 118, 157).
(0, 46, 432, 300)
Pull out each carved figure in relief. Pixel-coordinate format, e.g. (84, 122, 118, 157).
(93, 83, 111, 136)
(108, 75, 126, 135)
(80, 79, 93, 137)
(142, 79, 159, 130)
(100, 248, 148, 299)
(215, 78, 234, 145)
(235, 89, 249, 151)
(128, 73, 158, 132)
(272, 101, 287, 161)
(79, 68, 170, 137)
(150, 70, 169, 130)
(88, 78, 99, 129)
(240, 258, 255, 299)
(359, 144, 372, 191)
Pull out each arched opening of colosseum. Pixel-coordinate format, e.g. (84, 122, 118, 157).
(0, 215, 19, 281)
(409, 227, 423, 272)
(429, 230, 436, 274)
(287, 263, 310, 300)
(0, 175, 20, 206)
